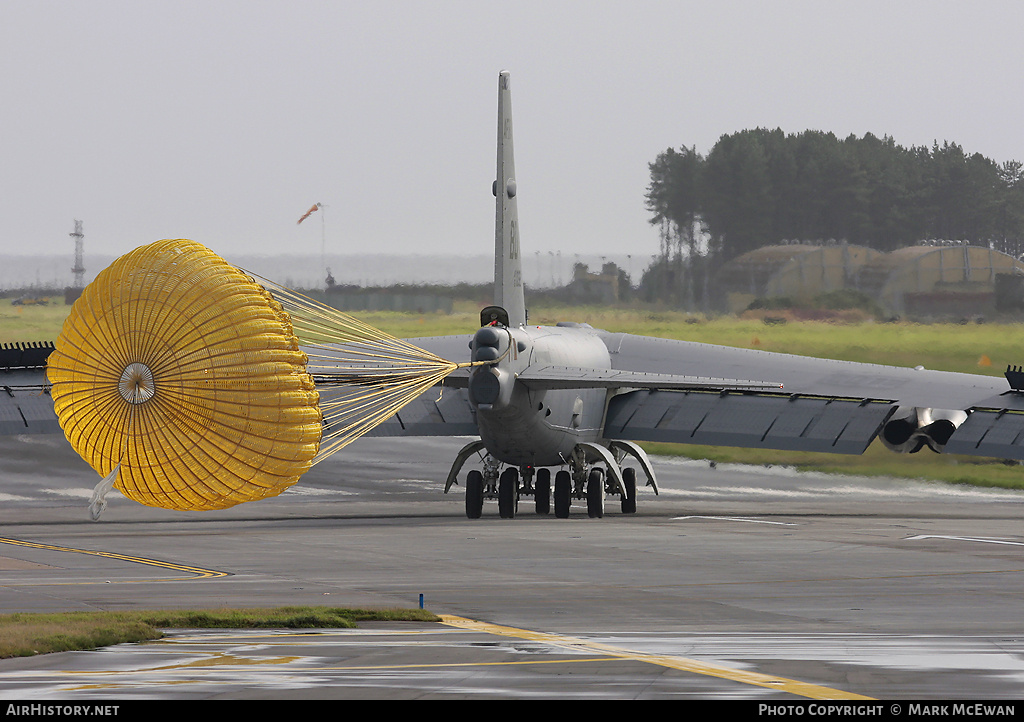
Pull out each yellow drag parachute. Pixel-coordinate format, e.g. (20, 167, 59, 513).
(47, 239, 465, 516)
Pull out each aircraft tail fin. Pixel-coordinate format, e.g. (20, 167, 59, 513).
(493, 71, 527, 327)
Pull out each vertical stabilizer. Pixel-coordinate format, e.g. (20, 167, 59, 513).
(493, 71, 527, 326)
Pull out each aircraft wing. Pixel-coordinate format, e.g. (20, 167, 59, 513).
(412, 333, 474, 389)
(597, 331, 1024, 459)
(1, 343, 60, 435)
(357, 386, 477, 437)
(517, 365, 782, 391)
(0, 369, 60, 435)
(604, 387, 896, 455)
(328, 333, 478, 438)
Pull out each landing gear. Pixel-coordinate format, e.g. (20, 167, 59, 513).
(465, 458, 498, 519)
(535, 468, 551, 515)
(554, 470, 571, 518)
(498, 467, 518, 518)
(586, 468, 605, 518)
(466, 469, 484, 519)
(457, 447, 651, 519)
(621, 467, 637, 514)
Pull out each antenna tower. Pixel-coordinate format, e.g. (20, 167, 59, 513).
(70, 220, 85, 289)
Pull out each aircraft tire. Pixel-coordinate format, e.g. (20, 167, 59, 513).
(621, 467, 637, 514)
(587, 468, 605, 518)
(554, 470, 571, 518)
(466, 470, 484, 519)
(498, 468, 518, 519)
(535, 468, 551, 515)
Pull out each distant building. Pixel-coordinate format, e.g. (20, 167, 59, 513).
(712, 240, 1024, 318)
(857, 243, 1024, 318)
(713, 242, 880, 313)
(565, 262, 622, 304)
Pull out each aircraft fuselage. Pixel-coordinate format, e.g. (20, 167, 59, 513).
(470, 323, 610, 467)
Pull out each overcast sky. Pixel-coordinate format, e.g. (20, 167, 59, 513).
(3, 1, 1023, 266)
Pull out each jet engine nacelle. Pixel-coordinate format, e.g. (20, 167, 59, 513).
(469, 324, 515, 410)
(880, 407, 968, 454)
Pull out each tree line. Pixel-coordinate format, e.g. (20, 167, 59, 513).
(642, 129, 1024, 307)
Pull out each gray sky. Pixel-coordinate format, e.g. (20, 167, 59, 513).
(3, 0, 1023, 265)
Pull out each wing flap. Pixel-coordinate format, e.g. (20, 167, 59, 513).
(604, 389, 895, 455)
(944, 408, 1024, 460)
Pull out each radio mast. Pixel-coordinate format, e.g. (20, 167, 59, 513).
(70, 220, 85, 289)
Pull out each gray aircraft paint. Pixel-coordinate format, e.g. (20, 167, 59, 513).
(493, 71, 526, 329)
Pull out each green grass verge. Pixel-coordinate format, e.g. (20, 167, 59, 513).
(0, 606, 439, 659)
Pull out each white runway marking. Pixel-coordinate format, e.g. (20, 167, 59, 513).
(41, 487, 93, 499)
(0, 493, 32, 502)
(905, 535, 1024, 547)
(673, 515, 798, 526)
(282, 486, 357, 497)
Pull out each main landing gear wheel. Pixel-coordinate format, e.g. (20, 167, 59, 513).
(621, 467, 637, 514)
(498, 467, 518, 519)
(586, 468, 605, 518)
(466, 469, 484, 519)
(554, 470, 571, 518)
(535, 468, 551, 515)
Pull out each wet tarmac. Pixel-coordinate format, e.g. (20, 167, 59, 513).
(2, 434, 1024, 699)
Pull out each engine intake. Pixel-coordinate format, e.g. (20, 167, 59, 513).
(469, 325, 513, 410)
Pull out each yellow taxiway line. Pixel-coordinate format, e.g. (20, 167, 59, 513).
(0, 537, 228, 581)
(439, 614, 873, 700)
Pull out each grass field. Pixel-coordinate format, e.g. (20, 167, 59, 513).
(0, 607, 439, 658)
(4, 297, 1024, 488)
(0, 298, 72, 345)
(4, 298, 1015, 378)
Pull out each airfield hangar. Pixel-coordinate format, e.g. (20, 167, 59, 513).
(858, 244, 1024, 318)
(714, 242, 881, 313)
(714, 241, 1024, 318)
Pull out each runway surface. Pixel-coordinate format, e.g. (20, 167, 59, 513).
(1, 433, 1024, 699)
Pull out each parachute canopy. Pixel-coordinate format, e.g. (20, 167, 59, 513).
(47, 239, 465, 514)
